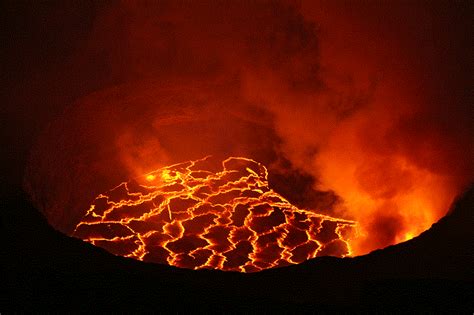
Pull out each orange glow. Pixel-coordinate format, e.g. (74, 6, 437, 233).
(22, 1, 472, 274)
(309, 107, 459, 255)
(73, 156, 356, 272)
(145, 174, 155, 182)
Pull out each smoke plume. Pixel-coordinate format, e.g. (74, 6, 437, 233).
(25, 1, 473, 254)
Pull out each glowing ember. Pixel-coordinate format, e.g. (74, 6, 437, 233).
(73, 156, 356, 272)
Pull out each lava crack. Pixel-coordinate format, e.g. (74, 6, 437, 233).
(73, 156, 356, 272)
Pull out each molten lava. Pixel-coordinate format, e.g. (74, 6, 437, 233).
(73, 156, 356, 272)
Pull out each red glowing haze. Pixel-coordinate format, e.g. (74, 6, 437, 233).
(23, 1, 472, 264)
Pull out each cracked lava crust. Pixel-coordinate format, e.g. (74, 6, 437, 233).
(73, 156, 356, 272)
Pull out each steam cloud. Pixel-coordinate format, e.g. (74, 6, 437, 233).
(25, 1, 473, 254)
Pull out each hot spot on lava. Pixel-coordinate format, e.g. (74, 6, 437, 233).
(73, 156, 356, 272)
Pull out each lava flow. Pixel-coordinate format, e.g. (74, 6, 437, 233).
(73, 156, 356, 272)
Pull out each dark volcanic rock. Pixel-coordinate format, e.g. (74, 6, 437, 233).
(2, 186, 473, 312)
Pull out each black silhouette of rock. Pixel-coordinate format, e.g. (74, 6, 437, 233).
(3, 185, 473, 312)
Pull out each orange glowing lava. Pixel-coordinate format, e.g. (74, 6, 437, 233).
(73, 156, 356, 272)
